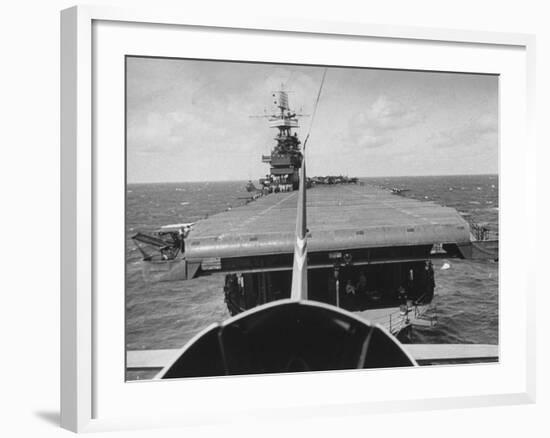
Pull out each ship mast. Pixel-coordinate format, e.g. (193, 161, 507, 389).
(269, 89, 300, 142)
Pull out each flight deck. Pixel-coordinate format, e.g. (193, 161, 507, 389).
(184, 183, 472, 266)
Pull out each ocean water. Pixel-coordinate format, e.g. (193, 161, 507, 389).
(126, 175, 498, 379)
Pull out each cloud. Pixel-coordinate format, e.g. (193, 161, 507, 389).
(355, 132, 391, 149)
(345, 95, 423, 150)
(429, 114, 497, 149)
(127, 111, 226, 156)
(364, 95, 422, 129)
(126, 58, 498, 182)
(248, 68, 322, 120)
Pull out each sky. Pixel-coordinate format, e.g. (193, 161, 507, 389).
(126, 57, 498, 183)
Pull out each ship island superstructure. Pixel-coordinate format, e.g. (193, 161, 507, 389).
(257, 90, 303, 192)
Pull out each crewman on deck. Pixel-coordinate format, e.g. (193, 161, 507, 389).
(356, 271, 367, 294)
(398, 286, 407, 303)
(345, 280, 356, 295)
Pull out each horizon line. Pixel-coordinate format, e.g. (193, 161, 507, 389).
(127, 172, 499, 185)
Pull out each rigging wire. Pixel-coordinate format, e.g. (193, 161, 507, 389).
(303, 68, 328, 151)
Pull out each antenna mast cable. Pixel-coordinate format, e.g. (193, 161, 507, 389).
(290, 68, 328, 301)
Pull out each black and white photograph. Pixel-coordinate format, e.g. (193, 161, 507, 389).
(2, 0, 547, 434)
(125, 57, 499, 380)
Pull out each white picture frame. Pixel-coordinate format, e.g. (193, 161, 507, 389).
(60, 5, 536, 433)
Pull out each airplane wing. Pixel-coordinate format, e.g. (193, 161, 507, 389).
(159, 222, 195, 231)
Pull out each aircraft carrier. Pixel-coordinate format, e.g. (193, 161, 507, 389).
(132, 89, 498, 339)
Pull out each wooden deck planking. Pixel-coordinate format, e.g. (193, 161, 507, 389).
(184, 184, 471, 260)
(191, 185, 466, 237)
